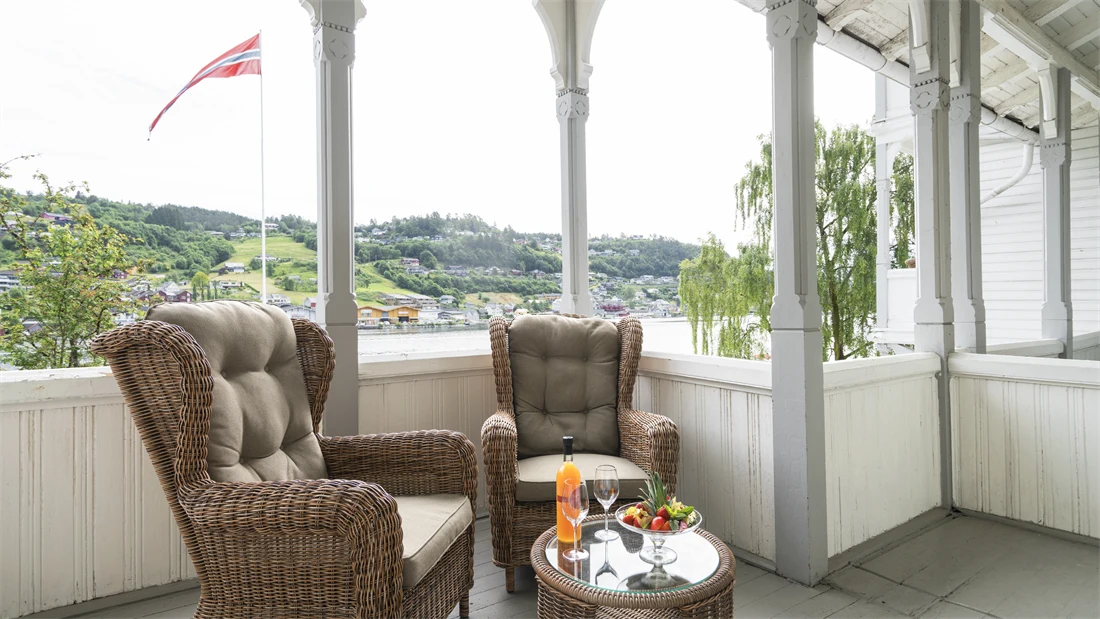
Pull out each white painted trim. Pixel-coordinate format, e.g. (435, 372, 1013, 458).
(0, 367, 122, 411)
(985, 339, 1064, 357)
(823, 353, 940, 391)
(358, 351, 493, 382)
(949, 352, 1100, 386)
(637, 352, 772, 393)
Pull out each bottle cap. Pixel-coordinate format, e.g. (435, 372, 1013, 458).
(562, 436, 574, 455)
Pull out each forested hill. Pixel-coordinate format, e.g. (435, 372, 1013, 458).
(360, 214, 699, 280)
(1, 196, 698, 282)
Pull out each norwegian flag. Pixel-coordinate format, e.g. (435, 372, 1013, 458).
(149, 34, 261, 135)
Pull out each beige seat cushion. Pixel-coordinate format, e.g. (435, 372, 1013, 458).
(509, 315, 621, 458)
(146, 301, 328, 483)
(515, 454, 649, 503)
(395, 494, 474, 588)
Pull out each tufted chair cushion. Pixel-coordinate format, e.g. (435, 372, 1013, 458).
(146, 300, 328, 483)
(509, 314, 620, 458)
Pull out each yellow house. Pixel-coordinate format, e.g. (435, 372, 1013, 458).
(358, 304, 419, 324)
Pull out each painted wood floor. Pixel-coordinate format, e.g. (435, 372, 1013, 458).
(35, 514, 1099, 619)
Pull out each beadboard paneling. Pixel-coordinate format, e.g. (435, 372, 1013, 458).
(0, 385, 196, 619)
(950, 353, 1100, 538)
(635, 353, 776, 562)
(822, 354, 942, 557)
(358, 353, 496, 517)
(1074, 331, 1100, 361)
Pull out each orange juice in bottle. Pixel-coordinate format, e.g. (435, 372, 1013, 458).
(556, 436, 582, 544)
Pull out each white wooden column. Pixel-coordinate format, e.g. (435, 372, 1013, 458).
(535, 0, 604, 316)
(302, 0, 365, 436)
(1039, 66, 1073, 358)
(908, 0, 954, 507)
(766, 0, 827, 586)
(874, 76, 893, 333)
(948, 0, 985, 353)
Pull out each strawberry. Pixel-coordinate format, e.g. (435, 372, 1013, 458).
(656, 506, 670, 520)
(650, 516, 666, 531)
(635, 503, 645, 511)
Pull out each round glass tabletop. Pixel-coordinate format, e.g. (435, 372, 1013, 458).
(544, 516, 720, 593)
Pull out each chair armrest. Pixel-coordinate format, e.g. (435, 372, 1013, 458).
(320, 430, 478, 505)
(481, 410, 517, 565)
(180, 478, 403, 616)
(619, 408, 680, 494)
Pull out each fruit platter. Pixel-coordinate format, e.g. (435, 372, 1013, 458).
(614, 472, 701, 566)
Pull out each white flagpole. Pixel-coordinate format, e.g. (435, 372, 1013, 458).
(259, 29, 268, 303)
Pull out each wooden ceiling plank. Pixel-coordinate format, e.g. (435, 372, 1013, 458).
(1025, 0, 1086, 26)
(1055, 13, 1100, 51)
(982, 58, 1031, 90)
(824, 0, 877, 29)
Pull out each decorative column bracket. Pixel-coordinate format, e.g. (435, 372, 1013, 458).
(301, 0, 365, 436)
(766, 0, 828, 588)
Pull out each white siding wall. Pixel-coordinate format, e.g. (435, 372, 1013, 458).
(950, 353, 1100, 538)
(979, 125, 1100, 343)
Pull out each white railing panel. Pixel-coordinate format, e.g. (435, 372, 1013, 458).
(823, 353, 942, 557)
(0, 370, 195, 619)
(950, 353, 1100, 538)
(358, 351, 496, 516)
(636, 353, 775, 562)
(986, 339, 1064, 358)
(1073, 331, 1100, 361)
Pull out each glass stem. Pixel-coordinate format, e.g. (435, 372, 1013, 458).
(604, 505, 610, 532)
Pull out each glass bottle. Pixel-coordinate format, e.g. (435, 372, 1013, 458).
(556, 436, 582, 544)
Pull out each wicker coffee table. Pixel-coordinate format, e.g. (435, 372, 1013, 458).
(531, 515, 735, 618)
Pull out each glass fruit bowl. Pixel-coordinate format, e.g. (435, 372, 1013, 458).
(614, 504, 703, 566)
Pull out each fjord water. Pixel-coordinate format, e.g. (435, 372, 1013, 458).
(356, 317, 698, 357)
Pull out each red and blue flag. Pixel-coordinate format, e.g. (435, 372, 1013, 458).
(149, 34, 261, 135)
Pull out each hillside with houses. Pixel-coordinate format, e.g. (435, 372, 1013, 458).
(1, 199, 697, 329)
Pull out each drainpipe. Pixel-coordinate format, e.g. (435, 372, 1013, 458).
(981, 143, 1035, 203)
(736, 0, 1040, 143)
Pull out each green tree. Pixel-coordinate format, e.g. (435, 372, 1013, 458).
(419, 250, 438, 269)
(890, 153, 916, 268)
(0, 158, 141, 369)
(681, 123, 904, 361)
(190, 271, 209, 301)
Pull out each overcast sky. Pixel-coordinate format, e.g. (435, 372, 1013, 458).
(0, 0, 874, 249)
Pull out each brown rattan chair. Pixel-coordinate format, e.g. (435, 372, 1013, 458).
(90, 301, 476, 619)
(481, 313, 679, 592)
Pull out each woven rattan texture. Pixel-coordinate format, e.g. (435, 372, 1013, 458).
(482, 315, 681, 592)
(90, 314, 475, 619)
(530, 516, 735, 618)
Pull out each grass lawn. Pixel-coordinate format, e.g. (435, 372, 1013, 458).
(214, 235, 318, 267)
(208, 239, 418, 307)
(463, 292, 522, 307)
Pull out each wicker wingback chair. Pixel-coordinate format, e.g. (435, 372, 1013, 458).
(481, 314, 679, 592)
(90, 301, 477, 619)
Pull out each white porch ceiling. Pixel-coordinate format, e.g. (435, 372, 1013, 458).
(814, 0, 1100, 130)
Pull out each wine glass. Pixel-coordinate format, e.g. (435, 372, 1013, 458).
(561, 478, 590, 561)
(593, 464, 620, 541)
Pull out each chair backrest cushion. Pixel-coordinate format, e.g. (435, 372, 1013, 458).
(509, 314, 620, 458)
(146, 301, 328, 482)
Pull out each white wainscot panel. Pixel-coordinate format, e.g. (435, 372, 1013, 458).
(824, 353, 942, 557)
(950, 353, 1100, 538)
(635, 353, 775, 562)
(0, 371, 194, 619)
(1073, 331, 1100, 361)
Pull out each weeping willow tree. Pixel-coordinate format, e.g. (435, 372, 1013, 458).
(679, 235, 772, 359)
(890, 153, 915, 268)
(681, 122, 913, 361)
